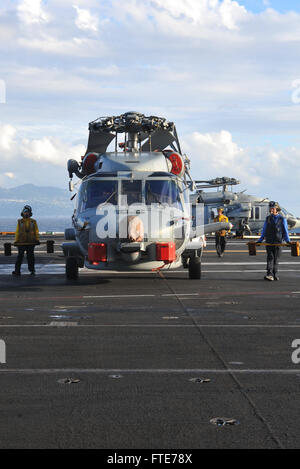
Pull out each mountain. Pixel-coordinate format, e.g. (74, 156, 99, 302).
(0, 184, 74, 217)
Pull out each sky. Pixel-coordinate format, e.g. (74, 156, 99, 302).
(0, 0, 300, 215)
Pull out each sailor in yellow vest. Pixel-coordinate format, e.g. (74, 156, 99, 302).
(12, 205, 39, 276)
(214, 207, 230, 257)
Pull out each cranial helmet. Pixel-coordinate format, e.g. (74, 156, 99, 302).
(21, 205, 32, 217)
(269, 201, 281, 211)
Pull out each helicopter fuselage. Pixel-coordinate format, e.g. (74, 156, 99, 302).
(63, 151, 193, 272)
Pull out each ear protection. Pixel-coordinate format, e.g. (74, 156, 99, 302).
(21, 205, 32, 217)
(269, 201, 281, 211)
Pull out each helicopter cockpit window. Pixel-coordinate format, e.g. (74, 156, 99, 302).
(121, 180, 142, 205)
(145, 180, 182, 209)
(81, 180, 118, 210)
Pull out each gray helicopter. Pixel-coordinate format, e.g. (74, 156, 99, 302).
(192, 177, 300, 236)
(63, 112, 231, 279)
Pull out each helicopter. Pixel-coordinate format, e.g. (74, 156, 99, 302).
(63, 112, 231, 279)
(192, 177, 300, 236)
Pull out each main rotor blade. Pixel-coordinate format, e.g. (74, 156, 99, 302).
(86, 130, 115, 154)
(141, 129, 176, 152)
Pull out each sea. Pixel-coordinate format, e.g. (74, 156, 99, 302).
(1, 217, 299, 235)
(0, 217, 71, 233)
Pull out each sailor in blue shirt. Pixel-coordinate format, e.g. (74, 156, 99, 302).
(257, 201, 290, 281)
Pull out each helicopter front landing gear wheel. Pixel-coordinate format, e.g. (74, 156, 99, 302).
(66, 256, 79, 280)
(188, 257, 201, 279)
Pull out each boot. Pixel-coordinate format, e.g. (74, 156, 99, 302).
(264, 272, 274, 281)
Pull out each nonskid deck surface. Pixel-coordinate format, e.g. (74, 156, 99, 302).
(0, 236, 300, 449)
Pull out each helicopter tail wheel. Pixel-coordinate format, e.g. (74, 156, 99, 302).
(66, 256, 79, 280)
(188, 257, 201, 279)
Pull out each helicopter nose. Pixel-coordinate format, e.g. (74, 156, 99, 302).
(287, 217, 300, 230)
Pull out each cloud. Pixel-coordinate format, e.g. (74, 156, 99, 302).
(79, 65, 120, 77)
(183, 129, 300, 212)
(4, 172, 15, 179)
(0, 123, 85, 187)
(183, 129, 260, 185)
(0, 125, 17, 152)
(0, 119, 299, 215)
(18, 34, 105, 57)
(17, 0, 50, 25)
(219, 0, 247, 30)
(13, 1, 106, 57)
(10, 66, 98, 95)
(0, 123, 86, 168)
(150, 0, 247, 30)
(107, 0, 249, 39)
(21, 136, 86, 167)
(73, 5, 99, 32)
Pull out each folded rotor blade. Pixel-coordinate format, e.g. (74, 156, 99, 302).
(141, 129, 176, 152)
(86, 131, 115, 154)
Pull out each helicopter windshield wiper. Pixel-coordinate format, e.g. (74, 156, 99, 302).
(148, 189, 163, 206)
(98, 191, 117, 208)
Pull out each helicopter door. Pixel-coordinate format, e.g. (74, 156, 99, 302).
(255, 206, 261, 220)
(210, 207, 218, 222)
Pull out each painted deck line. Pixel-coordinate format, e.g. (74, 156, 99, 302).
(83, 294, 156, 298)
(48, 321, 78, 327)
(0, 289, 298, 301)
(0, 323, 300, 328)
(0, 368, 299, 374)
(161, 293, 199, 296)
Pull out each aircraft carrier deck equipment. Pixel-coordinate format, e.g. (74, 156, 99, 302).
(3, 240, 55, 256)
(247, 241, 300, 257)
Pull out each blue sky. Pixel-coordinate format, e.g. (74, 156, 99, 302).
(238, 0, 300, 13)
(0, 0, 300, 215)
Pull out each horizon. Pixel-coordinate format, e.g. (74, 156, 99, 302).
(0, 180, 299, 218)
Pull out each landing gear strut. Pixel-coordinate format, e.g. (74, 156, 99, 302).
(66, 257, 79, 280)
(188, 257, 201, 279)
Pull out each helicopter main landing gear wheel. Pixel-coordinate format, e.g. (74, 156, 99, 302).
(65, 256, 79, 280)
(188, 257, 201, 279)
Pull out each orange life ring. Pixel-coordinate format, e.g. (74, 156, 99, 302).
(167, 152, 184, 176)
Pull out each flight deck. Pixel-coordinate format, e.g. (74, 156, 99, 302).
(0, 235, 299, 449)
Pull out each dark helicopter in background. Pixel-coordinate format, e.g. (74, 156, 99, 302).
(191, 177, 300, 236)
